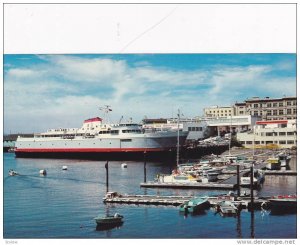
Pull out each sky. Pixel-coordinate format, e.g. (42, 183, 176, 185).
(3, 53, 296, 134)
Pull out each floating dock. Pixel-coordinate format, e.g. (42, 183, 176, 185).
(264, 170, 297, 175)
(140, 181, 236, 190)
(103, 193, 269, 209)
(103, 194, 193, 206)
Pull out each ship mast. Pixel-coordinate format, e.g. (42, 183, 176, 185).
(99, 105, 112, 124)
(176, 109, 180, 166)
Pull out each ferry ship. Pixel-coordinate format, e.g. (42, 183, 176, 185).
(15, 116, 188, 161)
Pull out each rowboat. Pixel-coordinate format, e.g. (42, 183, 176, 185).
(179, 197, 209, 213)
(94, 213, 124, 226)
(215, 200, 238, 216)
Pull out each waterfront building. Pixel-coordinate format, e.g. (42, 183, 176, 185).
(236, 119, 296, 149)
(205, 115, 259, 136)
(234, 96, 297, 121)
(204, 106, 234, 118)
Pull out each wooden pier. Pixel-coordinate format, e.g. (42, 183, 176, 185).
(103, 193, 192, 206)
(140, 181, 235, 190)
(264, 170, 297, 175)
(103, 192, 270, 210)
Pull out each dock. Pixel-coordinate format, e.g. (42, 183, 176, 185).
(140, 181, 235, 189)
(103, 194, 192, 206)
(103, 193, 270, 209)
(264, 170, 297, 175)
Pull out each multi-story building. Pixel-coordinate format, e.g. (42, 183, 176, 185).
(204, 106, 234, 118)
(236, 119, 297, 149)
(234, 96, 297, 121)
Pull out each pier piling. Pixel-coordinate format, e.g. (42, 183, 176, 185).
(249, 165, 254, 210)
(144, 152, 147, 183)
(236, 165, 240, 197)
(105, 161, 109, 193)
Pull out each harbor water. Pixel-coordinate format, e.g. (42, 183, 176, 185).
(3, 153, 297, 239)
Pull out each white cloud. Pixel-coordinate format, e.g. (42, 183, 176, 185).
(4, 55, 296, 133)
(7, 68, 37, 77)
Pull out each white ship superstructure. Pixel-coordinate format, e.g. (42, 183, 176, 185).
(15, 117, 188, 160)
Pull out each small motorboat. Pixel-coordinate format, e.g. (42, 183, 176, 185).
(62, 166, 68, 170)
(179, 197, 209, 213)
(215, 200, 238, 217)
(269, 194, 297, 209)
(121, 163, 127, 168)
(8, 169, 19, 176)
(94, 213, 124, 226)
(240, 169, 265, 188)
(39, 169, 47, 176)
(266, 157, 281, 170)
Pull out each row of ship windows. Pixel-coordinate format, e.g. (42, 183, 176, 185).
(20, 139, 134, 146)
(240, 140, 296, 145)
(188, 127, 203, 131)
(37, 130, 142, 138)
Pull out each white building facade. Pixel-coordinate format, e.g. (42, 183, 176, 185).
(236, 120, 297, 149)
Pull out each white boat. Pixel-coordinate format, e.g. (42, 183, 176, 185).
(39, 169, 47, 175)
(8, 169, 19, 176)
(277, 153, 291, 167)
(161, 174, 198, 183)
(62, 166, 68, 170)
(15, 113, 188, 160)
(202, 171, 219, 182)
(240, 169, 264, 187)
(265, 157, 281, 170)
(121, 163, 128, 168)
(215, 200, 238, 216)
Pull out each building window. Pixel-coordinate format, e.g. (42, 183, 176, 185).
(255, 141, 260, 144)
(279, 132, 286, 136)
(279, 141, 286, 144)
(267, 103, 272, 107)
(273, 110, 277, 115)
(279, 110, 284, 115)
(293, 109, 297, 114)
(246, 141, 252, 144)
(292, 101, 297, 106)
(253, 104, 259, 108)
(287, 109, 292, 114)
(239, 111, 244, 115)
(267, 110, 272, 116)
(287, 132, 295, 136)
(287, 140, 294, 144)
(253, 111, 258, 116)
(279, 102, 284, 107)
(287, 101, 292, 106)
(273, 103, 277, 107)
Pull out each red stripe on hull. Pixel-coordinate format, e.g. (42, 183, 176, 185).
(15, 147, 170, 153)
